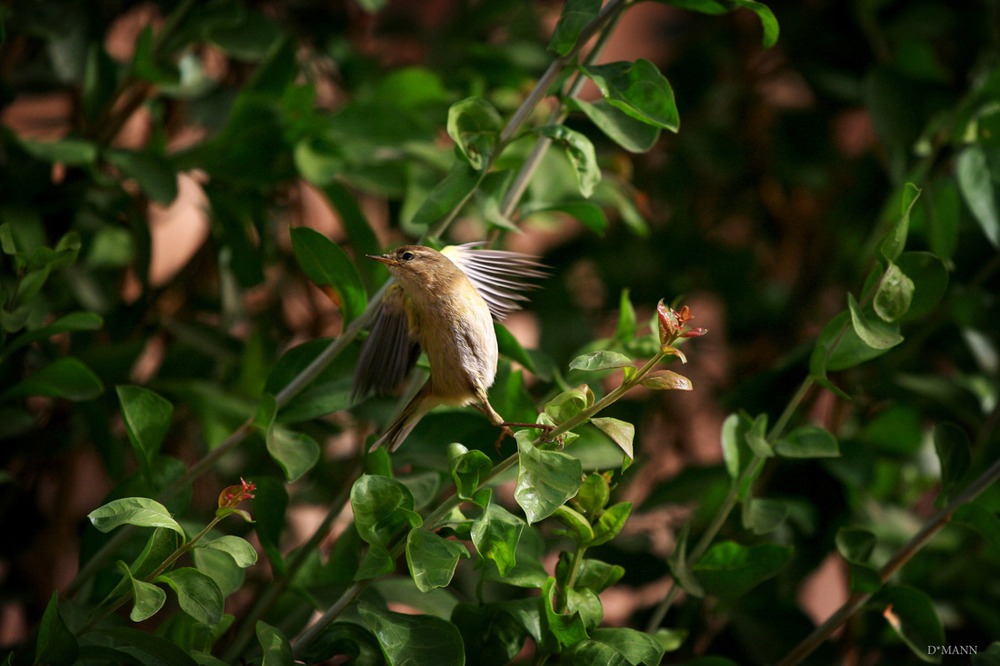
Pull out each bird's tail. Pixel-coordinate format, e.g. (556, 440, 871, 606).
(369, 385, 434, 452)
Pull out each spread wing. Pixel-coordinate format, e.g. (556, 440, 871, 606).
(352, 283, 421, 401)
(441, 243, 547, 321)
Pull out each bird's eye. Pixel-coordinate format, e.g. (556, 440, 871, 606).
(400, 251, 415, 261)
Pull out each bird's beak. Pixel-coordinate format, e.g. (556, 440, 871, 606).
(366, 254, 397, 266)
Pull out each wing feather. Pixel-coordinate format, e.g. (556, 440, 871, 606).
(352, 284, 421, 401)
(441, 243, 546, 320)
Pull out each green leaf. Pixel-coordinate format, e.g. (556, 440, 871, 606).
(450, 602, 527, 666)
(520, 200, 609, 235)
(514, 432, 583, 523)
(406, 529, 469, 592)
(720, 413, 742, 479)
(836, 527, 876, 564)
(94, 628, 198, 666)
(290, 227, 367, 323)
(352, 474, 422, 550)
(570, 98, 661, 153)
(117, 386, 173, 476)
(549, 0, 601, 55)
(447, 97, 503, 171)
(156, 568, 224, 626)
(590, 502, 631, 546)
(775, 424, 840, 458)
(20, 137, 98, 165)
(953, 504, 1000, 550)
(744, 498, 789, 535)
(614, 289, 637, 341)
(640, 370, 693, 391)
(933, 422, 970, 504)
(879, 183, 920, 263)
(409, 160, 483, 230)
(544, 385, 595, 424)
(4, 311, 103, 356)
(2, 356, 104, 401)
(472, 502, 525, 576)
(88, 497, 185, 539)
(541, 577, 588, 650)
(256, 621, 293, 666)
(192, 545, 245, 597)
(553, 505, 595, 544)
(896, 252, 948, 321)
(199, 535, 258, 568)
(250, 477, 288, 574)
(267, 426, 320, 483)
(574, 558, 625, 593)
(565, 640, 629, 665)
(879, 586, 945, 663)
(590, 417, 635, 463)
(538, 125, 601, 198)
(873, 262, 914, 323)
(972, 643, 1000, 666)
(957, 144, 1000, 246)
(848, 293, 904, 350)
(359, 602, 465, 666)
(450, 448, 494, 505)
(106, 149, 178, 205)
(582, 60, 679, 131)
(36, 593, 78, 666)
(570, 350, 633, 372)
(693, 541, 792, 601)
(819, 311, 892, 371)
(575, 473, 610, 517)
(589, 627, 665, 666)
(116, 561, 167, 622)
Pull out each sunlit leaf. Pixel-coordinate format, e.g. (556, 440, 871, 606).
(538, 125, 601, 198)
(359, 602, 465, 666)
(88, 497, 185, 539)
(406, 529, 469, 592)
(549, 0, 601, 55)
(514, 431, 583, 524)
(582, 59, 679, 131)
(447, 97, 503, 171)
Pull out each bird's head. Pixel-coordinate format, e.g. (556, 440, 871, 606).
(367, 245, 460, 289)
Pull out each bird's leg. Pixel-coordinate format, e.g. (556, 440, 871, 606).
(472, 401, 555, 452)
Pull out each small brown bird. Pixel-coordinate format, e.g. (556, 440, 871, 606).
(352, 243, 545, 451)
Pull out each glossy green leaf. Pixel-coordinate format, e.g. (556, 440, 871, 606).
(775, 424, 839, 458)
(117, 385, 173, 476)
(957, 144, 1000, 246)
(537, 125, 601, 198)
(93, 627, 198, 666)
(933, 422, 970, 504)
(352, 474, 422, 549)
(570, 98, 661, 153)
(575, 473, 610, 517)
(574, 558, 625, 593)
(116, 561, 167, 622)
(873, 262, 914, 323)
(199, 535, 258, 568)
(570, 350, 633, 372)
(36, 593, 78, 666)
(450, 448, 493, 505)
(553, 505, 595, 544)
(192, 545, 244, 597)
(590, 501, 631, 546)
(544, 384, 594, 424)
(590, 417, 635, 463)
(2, 356, 103, 401)
(848, 293, 903, 350)
(256, 621, 293, 666)
(819, 312, 892, 371)
(582, 59, 679, 131)
(406, 529, 468, 592)
(88, 497, 185, 539)
(514, 431, 583, 524)
(693, 541, 792, 601)
(359, 602, 465, 666)
(267, 426, 320, 483)
(447, 97, 503, 171)
(879, 586, 945, 663)
(290, 226, 367, 323)
(589, 627, 665, 666)
(549, 0, 601, 55)
(541, 577, 588, 650)
(564, 639, 629, 666)
(879, 183, 920, 263)
(157, 568, 224, 626)
(450, 602, 527, 666)
(472, 502, 525, 576)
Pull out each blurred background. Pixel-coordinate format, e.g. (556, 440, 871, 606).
(1, 0, 998, 663)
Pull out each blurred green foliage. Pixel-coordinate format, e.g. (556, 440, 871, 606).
(1, 0, 999, 665)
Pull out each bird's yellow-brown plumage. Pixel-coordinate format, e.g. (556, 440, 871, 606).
(352, 244, 544, 451)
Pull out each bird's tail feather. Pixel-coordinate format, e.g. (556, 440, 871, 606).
(369, 386, 433, 452)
